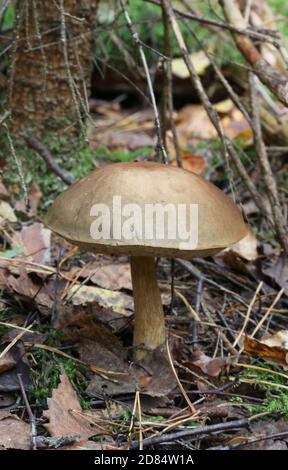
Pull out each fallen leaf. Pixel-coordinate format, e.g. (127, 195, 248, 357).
(59, 314, 129, 373)
(86, 373, 136, 398)
(0, 201, 17, 224)
(44, 371, 98, 439)
(0, 182, 9, 199)
(172, 50, 210, 78)
(171, 151, 207, 175)
(15, 181, 42, 217)
(0, 410, 30, 449)
(231, 418, 288, 450)
(214, 99, 234, 114)
(0, 268, 9, 289)
(133, 345, 178, 397)
(0, 352, 16, 374)
(261, 330, 288, 349)
(12, 223, 51, 264)
(67, 285, 134, 316)
(0, 343, 32, 392)
(90, 263, 132, 290)
(244, 334, 288, 367)
(264, 256, 288, 296)
(176, 104, 218, 146)
(0, 393, 15, 408)
(221, 108, 252, 143)
(7, 269, 53, 314)
(184, 350, 227, 378)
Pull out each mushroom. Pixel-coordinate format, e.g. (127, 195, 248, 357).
(46, 161, 248, 360)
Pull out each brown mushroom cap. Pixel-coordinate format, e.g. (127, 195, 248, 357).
(45, 161, 248, 259)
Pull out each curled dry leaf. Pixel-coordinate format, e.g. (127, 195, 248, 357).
(184, 350, 227, 378)
(244, 332, 288, 367)
(0, 410, 30, 449)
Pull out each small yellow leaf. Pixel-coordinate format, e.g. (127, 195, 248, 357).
(172, 50, 210, 78)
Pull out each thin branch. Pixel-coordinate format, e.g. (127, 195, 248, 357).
(21, 132, 74, 185)
(145, 0, 280, 46)
(130, 417, 248, 449)
(119, 0, 168, 164)
(249, 72, 288, 253)
(17, 373, 37, 450)
(219, 0, 288, 107)
(160, 0, 271, 221)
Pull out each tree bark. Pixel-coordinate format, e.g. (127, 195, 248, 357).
(9, 0, 99, 135)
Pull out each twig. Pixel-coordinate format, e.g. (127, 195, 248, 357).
(249, 72, 288, 253)
(119, 0, 168, 164)
(160, 0, 181, 165)
(21, 132, 74, 185)
(201, 299, 238, 354)
(145, 0, 280, 46)
(130, 417, 248, 448)
(17, 373, 37, 450)
(219, 0, 288, 107)
(3, 123, 28, 208)
(35, 435, 80, 449)
(0, 323, 34, 360)
(233, 281, 263, 349)
(161, 0, 271, 220)
(166, 339, 196, 414)
(250, 288, 285, 339)
(128, 391, 139, 448)
(217, 430, 288, 450)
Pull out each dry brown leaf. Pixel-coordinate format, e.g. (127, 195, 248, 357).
(0, 352, 16, 374)
(44, 371, 98, 439)
(244, 334, 288, 367)
(185, 350, 227, 378)
(0, 410, 30, 449)
(0, 182, 9, 200)
(171, 151, 207, 175)
(12, 222, 51, 264)
(176, 104, 217, 146)
(7, 268, 53, 313)
(261, 330, 288, 349)
(0, 201, 17, 224)
(90, 263, 132, 290)
(264, 256, 288, 296)
(221, 108, 252, 143)
(15, 181, 42, 217)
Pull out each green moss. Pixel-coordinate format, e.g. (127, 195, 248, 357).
(239, 362, 288, 416)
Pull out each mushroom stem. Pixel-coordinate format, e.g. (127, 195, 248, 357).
(130, 256, 166, 361)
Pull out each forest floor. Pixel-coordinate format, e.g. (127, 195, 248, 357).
(1, 88, 288, 451)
